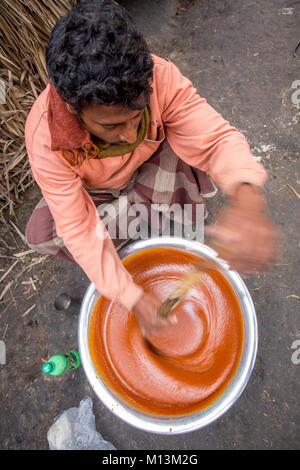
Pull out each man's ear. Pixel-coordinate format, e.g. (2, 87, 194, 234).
(65, 103, 77, 115)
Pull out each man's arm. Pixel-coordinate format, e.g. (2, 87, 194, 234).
(28, 142, 143, 310)
(156, 58, 280, 270)
(157, 58, 268, 195)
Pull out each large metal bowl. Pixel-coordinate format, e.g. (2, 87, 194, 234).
(78, 237, 258, 434)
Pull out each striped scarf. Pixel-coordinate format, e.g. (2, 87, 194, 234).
(60, 104, 151, 167)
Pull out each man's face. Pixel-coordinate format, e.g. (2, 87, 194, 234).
(78, 102, 145, 145)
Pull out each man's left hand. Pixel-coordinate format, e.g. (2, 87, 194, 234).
(205, 183, 281, 273)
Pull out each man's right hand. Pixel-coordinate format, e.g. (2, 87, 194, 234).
(132, 291, 177, 338)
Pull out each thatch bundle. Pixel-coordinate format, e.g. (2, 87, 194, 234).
(0, 0, 76, 220)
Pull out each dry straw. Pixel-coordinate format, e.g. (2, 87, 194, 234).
(0, 0, 76, 221)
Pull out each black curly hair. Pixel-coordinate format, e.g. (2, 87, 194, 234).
(46, 0, 154, 113)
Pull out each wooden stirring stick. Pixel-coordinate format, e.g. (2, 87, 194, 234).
(157, 258, 215, 318)
(156, 240, 228, 319)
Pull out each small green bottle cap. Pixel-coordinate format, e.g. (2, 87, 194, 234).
(67, 350, 81, 370)
(42, 362, 54, 374)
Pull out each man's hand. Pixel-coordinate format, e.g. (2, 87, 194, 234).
(132, 291, 177, 338)
(205, 183, 281, 273)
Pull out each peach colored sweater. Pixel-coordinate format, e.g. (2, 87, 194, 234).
(25, 55, 267, 309)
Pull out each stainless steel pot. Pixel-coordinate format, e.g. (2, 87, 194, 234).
(78, 237, 258, 434)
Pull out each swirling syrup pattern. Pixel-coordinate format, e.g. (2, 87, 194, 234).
(89, 248, 243, 416)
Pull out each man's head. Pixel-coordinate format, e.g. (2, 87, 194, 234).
(46, 0, 153, 144)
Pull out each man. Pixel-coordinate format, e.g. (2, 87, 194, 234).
(25, 0, 279, 335)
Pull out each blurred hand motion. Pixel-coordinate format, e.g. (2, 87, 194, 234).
(205, 183, 282, 273)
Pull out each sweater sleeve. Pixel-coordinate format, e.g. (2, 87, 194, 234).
(28, 138, 143, 310)
(158, 59, 268, 195)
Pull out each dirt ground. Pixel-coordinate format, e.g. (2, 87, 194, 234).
(0, 0, 299, 450)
